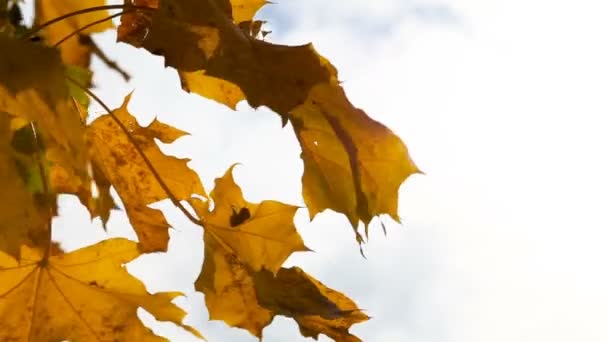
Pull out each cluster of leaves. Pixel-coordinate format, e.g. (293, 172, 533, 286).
(0, 0, 419, 341)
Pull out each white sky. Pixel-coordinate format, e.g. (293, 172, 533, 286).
(47, 0, 608, 341)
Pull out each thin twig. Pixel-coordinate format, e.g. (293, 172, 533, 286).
(53, 11, 124, 48)
(88, 36, 131, 81)
(25, 4, 155, 39)
(54, 11, 132, 80)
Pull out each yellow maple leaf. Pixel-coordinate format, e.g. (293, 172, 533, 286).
(0, 35, 87, 178)
(0, 113, 50, 258)
(291, 83, 421, 238)
(0, 238, 202, 341)
(254, 267, 369, 342)
(197, 233, 367, 341)
(35, 0, 114, 67)
(0, 36, 92, 255)
(87, 93, 206, 251)
(196, 233, 273, 337)
(189, 165, 308, 274)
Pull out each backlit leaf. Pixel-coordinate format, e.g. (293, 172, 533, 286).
(0, 34, 87, 179)
(290, 83, 421, 238)
(197, 233, 367, 341)
(189, 165, 308, 274)
(0, 238, 202, 341)
(254, 267, 369, 342)
(0, 35, 88, 255)
(0, 113, 51, 258)
(196, 233, 273, 337)
(87, 93, 206, 251)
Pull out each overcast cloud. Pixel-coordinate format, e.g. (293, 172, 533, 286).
(48, 0, 608, 341)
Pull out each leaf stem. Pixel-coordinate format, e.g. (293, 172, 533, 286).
(66, 76, 203, 228)
(25, 4, 155, 39)
(53, 11, 125, 48)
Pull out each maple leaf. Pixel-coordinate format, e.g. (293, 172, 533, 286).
(34, 0, 114, 67)
(197, 233, 367, 341)
(0, 35, 88, 179)
(0, 113, 51, 258)
(189, 165, 308, 274)
(0, 238, 202, 341)
(87, 93, 206, 251)
(197, 233, 273, 337)
(290, 83, 421, 237)
(0, 35, 92, 254)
